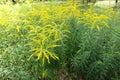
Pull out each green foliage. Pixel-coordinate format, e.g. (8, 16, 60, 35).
(70, 11, 120, 80)
(0, 1, 120, 80)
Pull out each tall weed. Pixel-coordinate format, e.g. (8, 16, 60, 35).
(0, 1, 119, 80)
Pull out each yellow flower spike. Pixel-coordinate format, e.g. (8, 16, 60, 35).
(42, 57, 45, 65)
(44, 52, 50, 64)
(101, 21, 109, 28)
(54, 55, 59, 60)
(28, 52, 36, 61)
(47, 44, 61, 49)
(96, 25, 100, 31)
(37, 51, 42, 60)
(16, 26, 20, 32)
(91, 21, 96, 30)
(45, 50, 59, 60)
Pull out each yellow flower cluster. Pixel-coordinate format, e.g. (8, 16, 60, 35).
(81, 7, 109, 30)
(0, 1, 111, 64)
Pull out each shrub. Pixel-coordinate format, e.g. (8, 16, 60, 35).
(0, 1, 119, 80)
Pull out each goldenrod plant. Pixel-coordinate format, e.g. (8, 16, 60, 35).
(0, 1, 119, 80)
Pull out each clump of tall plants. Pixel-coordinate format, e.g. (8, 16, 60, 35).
(0, 1, 119, 80)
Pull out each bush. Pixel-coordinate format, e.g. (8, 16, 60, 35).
(0, 1, 119, 80)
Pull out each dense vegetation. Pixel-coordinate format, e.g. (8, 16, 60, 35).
(0, 0, 120, 80)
